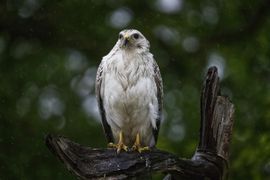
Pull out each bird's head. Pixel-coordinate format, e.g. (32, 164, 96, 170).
(118, 29, 150, 50)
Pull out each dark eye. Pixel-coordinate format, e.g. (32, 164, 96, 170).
(119, 34, 123, 39)
(133, 33, 139, 39)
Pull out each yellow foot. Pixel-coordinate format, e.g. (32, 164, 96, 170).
(132, 133, 150, 153)
(108, 131, 128, 154)
(108, 142, 128, 153)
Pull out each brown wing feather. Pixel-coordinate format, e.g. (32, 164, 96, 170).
(95, 60, 114, 143)
(152, 59, 163, 144)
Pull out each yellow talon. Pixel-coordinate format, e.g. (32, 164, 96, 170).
(132, 133, 150, 153)
(108, 131, 128, 154)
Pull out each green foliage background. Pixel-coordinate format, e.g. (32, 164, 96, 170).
(1, 0, 270, 179)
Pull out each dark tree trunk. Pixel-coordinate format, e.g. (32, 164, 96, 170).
(45, 66, 235, 180)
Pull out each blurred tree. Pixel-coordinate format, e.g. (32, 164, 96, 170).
(0, 0, 270, 179)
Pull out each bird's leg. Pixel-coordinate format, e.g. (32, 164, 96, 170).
(108, 131, 128, 154)
(132, 133, 150, 153)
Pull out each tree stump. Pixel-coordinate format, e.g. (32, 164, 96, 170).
(45, 66, 235, 180)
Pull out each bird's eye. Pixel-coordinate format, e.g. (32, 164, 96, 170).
(133, 33, 139, 39)
(119, 34, 123, 39)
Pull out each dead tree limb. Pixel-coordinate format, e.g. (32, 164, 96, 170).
(45, 66, 235, 179)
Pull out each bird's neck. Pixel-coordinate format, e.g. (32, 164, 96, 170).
(121, 47, 148, 56)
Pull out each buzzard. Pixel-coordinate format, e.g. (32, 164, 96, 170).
(95, 29, 163, 153)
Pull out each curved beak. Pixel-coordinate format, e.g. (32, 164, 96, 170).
(122, 35, 131, 47)
(123, 38, 129, 46)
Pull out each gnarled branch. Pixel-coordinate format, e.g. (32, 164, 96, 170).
(45, 66, 235, 180)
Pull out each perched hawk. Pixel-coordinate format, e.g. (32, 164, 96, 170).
(95, 29, 163, 153)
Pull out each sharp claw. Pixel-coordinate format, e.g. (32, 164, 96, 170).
(116, 143, 128, 154)
(133, 145, 150, 153)
(132, 145, 136, 151)
(123, 145, 128, 151)
(139, 146, 150, 153)
(109, 131, 128, 153)
(132, 133, 150, 153)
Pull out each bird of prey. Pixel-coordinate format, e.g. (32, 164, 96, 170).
(95, 29, 163, 153)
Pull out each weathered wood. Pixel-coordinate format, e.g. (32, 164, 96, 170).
(199, 66, 221, 152)
(193, 66, 234, 179)
(45, 66, 235, 180)
(46, 134, 222, 179)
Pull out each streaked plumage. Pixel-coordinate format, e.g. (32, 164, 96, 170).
(95, 29, 163, 150)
